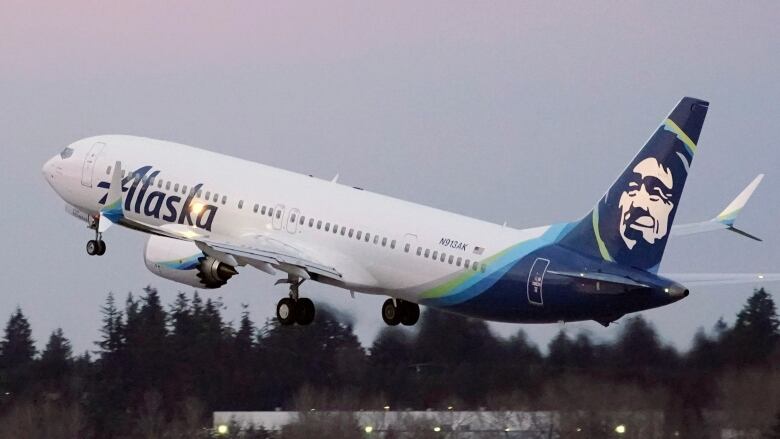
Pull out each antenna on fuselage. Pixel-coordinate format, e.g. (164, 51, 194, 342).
(331, 173, 340, 183)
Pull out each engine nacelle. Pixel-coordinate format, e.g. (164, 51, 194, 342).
(144, 235, 237, 289)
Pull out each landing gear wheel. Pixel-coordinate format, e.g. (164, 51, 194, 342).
(400, 301, 420, 326)
(382, 299, 402, 326)
(96, 240, 107, 256)
(295, 298, 316, 326)
(86, 240, 99, 256)
(277, 298, 296, 326)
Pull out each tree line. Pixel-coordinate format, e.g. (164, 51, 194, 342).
(0, 286, 778, 438)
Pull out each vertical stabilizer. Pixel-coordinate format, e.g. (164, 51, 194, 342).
(559, 97, 709, 272)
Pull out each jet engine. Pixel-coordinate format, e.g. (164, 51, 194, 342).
(144, 235, 237, 289)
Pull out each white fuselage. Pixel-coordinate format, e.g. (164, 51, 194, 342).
(43, 135, 551, 302)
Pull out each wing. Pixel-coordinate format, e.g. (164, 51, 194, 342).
(99, 162, 342, 281)
(661, 272, 780, 286)
(671, 174, 764, 241)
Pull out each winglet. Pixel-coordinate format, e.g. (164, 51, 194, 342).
(714, 174, 764, 241)
(714, 174, 764, 225)
(99, 161, 125, 231)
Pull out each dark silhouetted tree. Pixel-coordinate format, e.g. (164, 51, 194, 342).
(0, 307, 36, 395)
(39, 328, 73, 389)
(725, 288, 779, 366)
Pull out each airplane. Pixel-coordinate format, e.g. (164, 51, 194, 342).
(42, 97, 776, 327)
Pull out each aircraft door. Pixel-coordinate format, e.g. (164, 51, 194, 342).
(286, 208, 300, 234)
(81, 142, 105, 187)
(527, 258, 549, 306)
(272, 204, 285, 230)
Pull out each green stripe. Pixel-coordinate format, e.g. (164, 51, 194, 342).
(592, 208, 613, 262)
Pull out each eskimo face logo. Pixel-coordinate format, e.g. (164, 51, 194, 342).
(617, 157, 674, 249)
(97, 166, 218, 231)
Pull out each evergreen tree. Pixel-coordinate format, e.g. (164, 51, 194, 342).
(97, 292, 125, 357)
(0, 307, 36, 369)
(39, 328, 73, 385)
(726, 288, 779, 365)
(0, 307, 36, 395)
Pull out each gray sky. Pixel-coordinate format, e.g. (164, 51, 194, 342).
(1, 1, 779, 354)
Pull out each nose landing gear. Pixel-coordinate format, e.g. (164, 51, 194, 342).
(86, 218, 106, 256)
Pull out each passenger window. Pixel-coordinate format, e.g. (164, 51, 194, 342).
(404, 243, 410, 253)
(373, 235, 379, 245)
(456, 257, 462, 266)
(182, 185, 187, 194)
(166, 182, 172, 190)
(473, 263, 479, 272)
(340, 226, 346, 236)
(481, 264, 486, 273)
(106, 166, 112, 175)
(424, 249, 430, 258)
(356, 231, 362, 240)
(197, 190, 202, 197)
(465, 260, 470, 269)
(221, 195, 227, 205)
(158, 180, 163, 188)
(299, 216, 305, 225)
(254, 204, 259, 213)
(238, 200, 244, 209)
(325, 223, 330, 231)
(440, 253, 446, 262)
(390, 240, 396, 249)
(205, 191, 211, 199)
(365, 233, 371, 242)
(268, 208, 273, 217)
(174, 183, 180, 192)
(381, 237, 387, 247)
(213, 193, 219, 203)
(348, 228, 354, 238)
(448, 255, 454, 264)
(261, 206, 266, 215)
(317, 221, 322, 230)
(432, 251, 439, 260)
(276, 210, 282, 219)
(309, 218, 315, 227)
(416, 247, 422, 256)
(290, 213, 297, 223)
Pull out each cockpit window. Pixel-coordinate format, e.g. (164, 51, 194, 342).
(60, 147, 74, 159)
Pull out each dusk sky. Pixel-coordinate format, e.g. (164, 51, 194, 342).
(2, 1, 779, 354)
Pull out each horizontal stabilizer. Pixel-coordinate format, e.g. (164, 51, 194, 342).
(663, 272, 780, 286)
(671, 174, 764, 240)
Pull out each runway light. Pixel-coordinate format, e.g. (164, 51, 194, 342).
(615, 424, 626, 434)
(576, 427, 582, 432)
(447, 406, 453, 410)
(664, 288, 670, 293)
(504, 427, 511, 432)
(433, 426, 441, 432)
(759, 274, 765, 279)
(383, 405, 390, 410)
(216, 424, 228, 435)
(364, 426, 373, 434)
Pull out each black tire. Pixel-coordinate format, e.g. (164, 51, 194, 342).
(276, 298, 296, 326)
(400, 301, 420, 326)
(295, 298, 316, 326)
(382, 299, 401, 326)
(86, 240, 98, 256)
(96, 240, 107, 256)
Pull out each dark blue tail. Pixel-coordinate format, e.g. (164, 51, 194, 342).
(559, 97, 709, 272)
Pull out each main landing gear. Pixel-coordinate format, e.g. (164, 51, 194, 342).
(276, 278, 315, 326)
(382, 298, 420, 326)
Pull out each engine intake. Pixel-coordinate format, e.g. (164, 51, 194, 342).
(144, 235, 237, 289)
